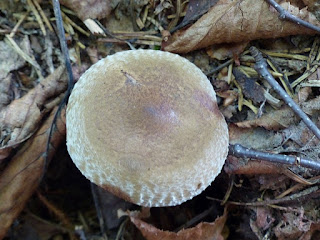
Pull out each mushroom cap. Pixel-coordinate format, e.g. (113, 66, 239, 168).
(66, 50, 229, 207)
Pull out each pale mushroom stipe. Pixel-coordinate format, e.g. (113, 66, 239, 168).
(66, 50, 229, 207)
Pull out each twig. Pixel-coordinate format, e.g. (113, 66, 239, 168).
(265, 57, 293, 96)
(93, 19, 136, 50)
(250, 46, 320, 140)
(52, 0, 74, 94)
(208, 185, 320, 206)
(207, 59, 233, 75)
(37, 191, 74, 230)
(229, 144, 320, 171)
(91, 183, 108, 236)
(44, 0, 74, 173)
(221, 175, 235, 205)
(265, 0, 320, 33)
(174, 206, 215, 232)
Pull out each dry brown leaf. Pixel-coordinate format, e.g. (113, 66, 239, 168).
(130, 208, 227, 240)
(300, 220, 320, 240)
(0, 39, 27, 80)
(225, 154, 282, 175)
(0, 107, 66, 239)
(163, 0, 320, 53)
(0, 38, 29, 110)
(226, 122, 285, 175)
(235, 106, 299, 130)
(274, 209, 314, 240)
(298, 87, 312, 103)
(60, 0, 112, 20)
(0, 74, 15, 110)
(302, 0, 319, 11)
(228, 124, 284, 150)
(181, 0, 219, 26)
(0, 66, 66, 160)
(233, 68, 265, 104)
(302, 95, 320, 115)
(250, 207, 275, 239)
(11, 213, 65, 240)
(206, 42, 249, 61)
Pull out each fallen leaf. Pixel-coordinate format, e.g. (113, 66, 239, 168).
(91, 184, 134, 230)
(234, 106, 299, 130)
(228, 124, 284, 149)
(0, 107, 66, 239)
(0, 39, 27, 79)
(60, 0, 113, 20)
(0, 74, 15, 110)
(11, 213, 65, 240)
(163, 0, 320, 53)
(206, 42, 248, 61)
(0, 38, 29, 110)
(302, 95, 320, 115)
(225, 155, 282, 175)
(130, 207, 228, 240)
(302, 0, 320, 13)
(274, 208, 313, 240)
(233, 68, 265, 104)
(178, 0, 219, 28)
(0, 66, 66, 160)
(300, 220, 320, 240)
(250, 207, 275, 239)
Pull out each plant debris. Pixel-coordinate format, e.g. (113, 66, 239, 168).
(1, 0, 320, 239)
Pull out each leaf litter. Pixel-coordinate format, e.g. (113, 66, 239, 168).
(0, 0, 320, 239)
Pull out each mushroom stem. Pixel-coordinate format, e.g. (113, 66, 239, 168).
(229, 144, 320, 171)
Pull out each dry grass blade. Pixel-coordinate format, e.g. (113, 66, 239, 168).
(27, 0, 46, 35)
(5, 35, 43, 80)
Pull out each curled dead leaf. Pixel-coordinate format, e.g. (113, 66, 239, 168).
(163, 0, 320, 53)
(0, 66, 66, 160)
(206, 42, 249, 61)
(59, 0, 113, 20)
(0, 107, 66, 239)
(129, 207, 228, 240)
(235, 107, 299, 130)
(302, 95, 320, 115)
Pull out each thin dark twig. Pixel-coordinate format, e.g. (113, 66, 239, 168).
(52, 0, 74, 94)
(229, 144, 320, 171)
(93, 20, 136, 50)
(208, 185, 320, 206)
(174, 206, 215, 232)
(250, 46, 320, 140)
(43, 0, 74, 175)
(90, 183, 108, 236)
(265, 0, 320, 33)
(207, 59, 233, 75)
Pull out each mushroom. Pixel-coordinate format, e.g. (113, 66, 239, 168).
(66, 50, 229, 207)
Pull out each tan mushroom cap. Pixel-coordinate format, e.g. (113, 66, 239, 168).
(66, 50, 229, 207)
